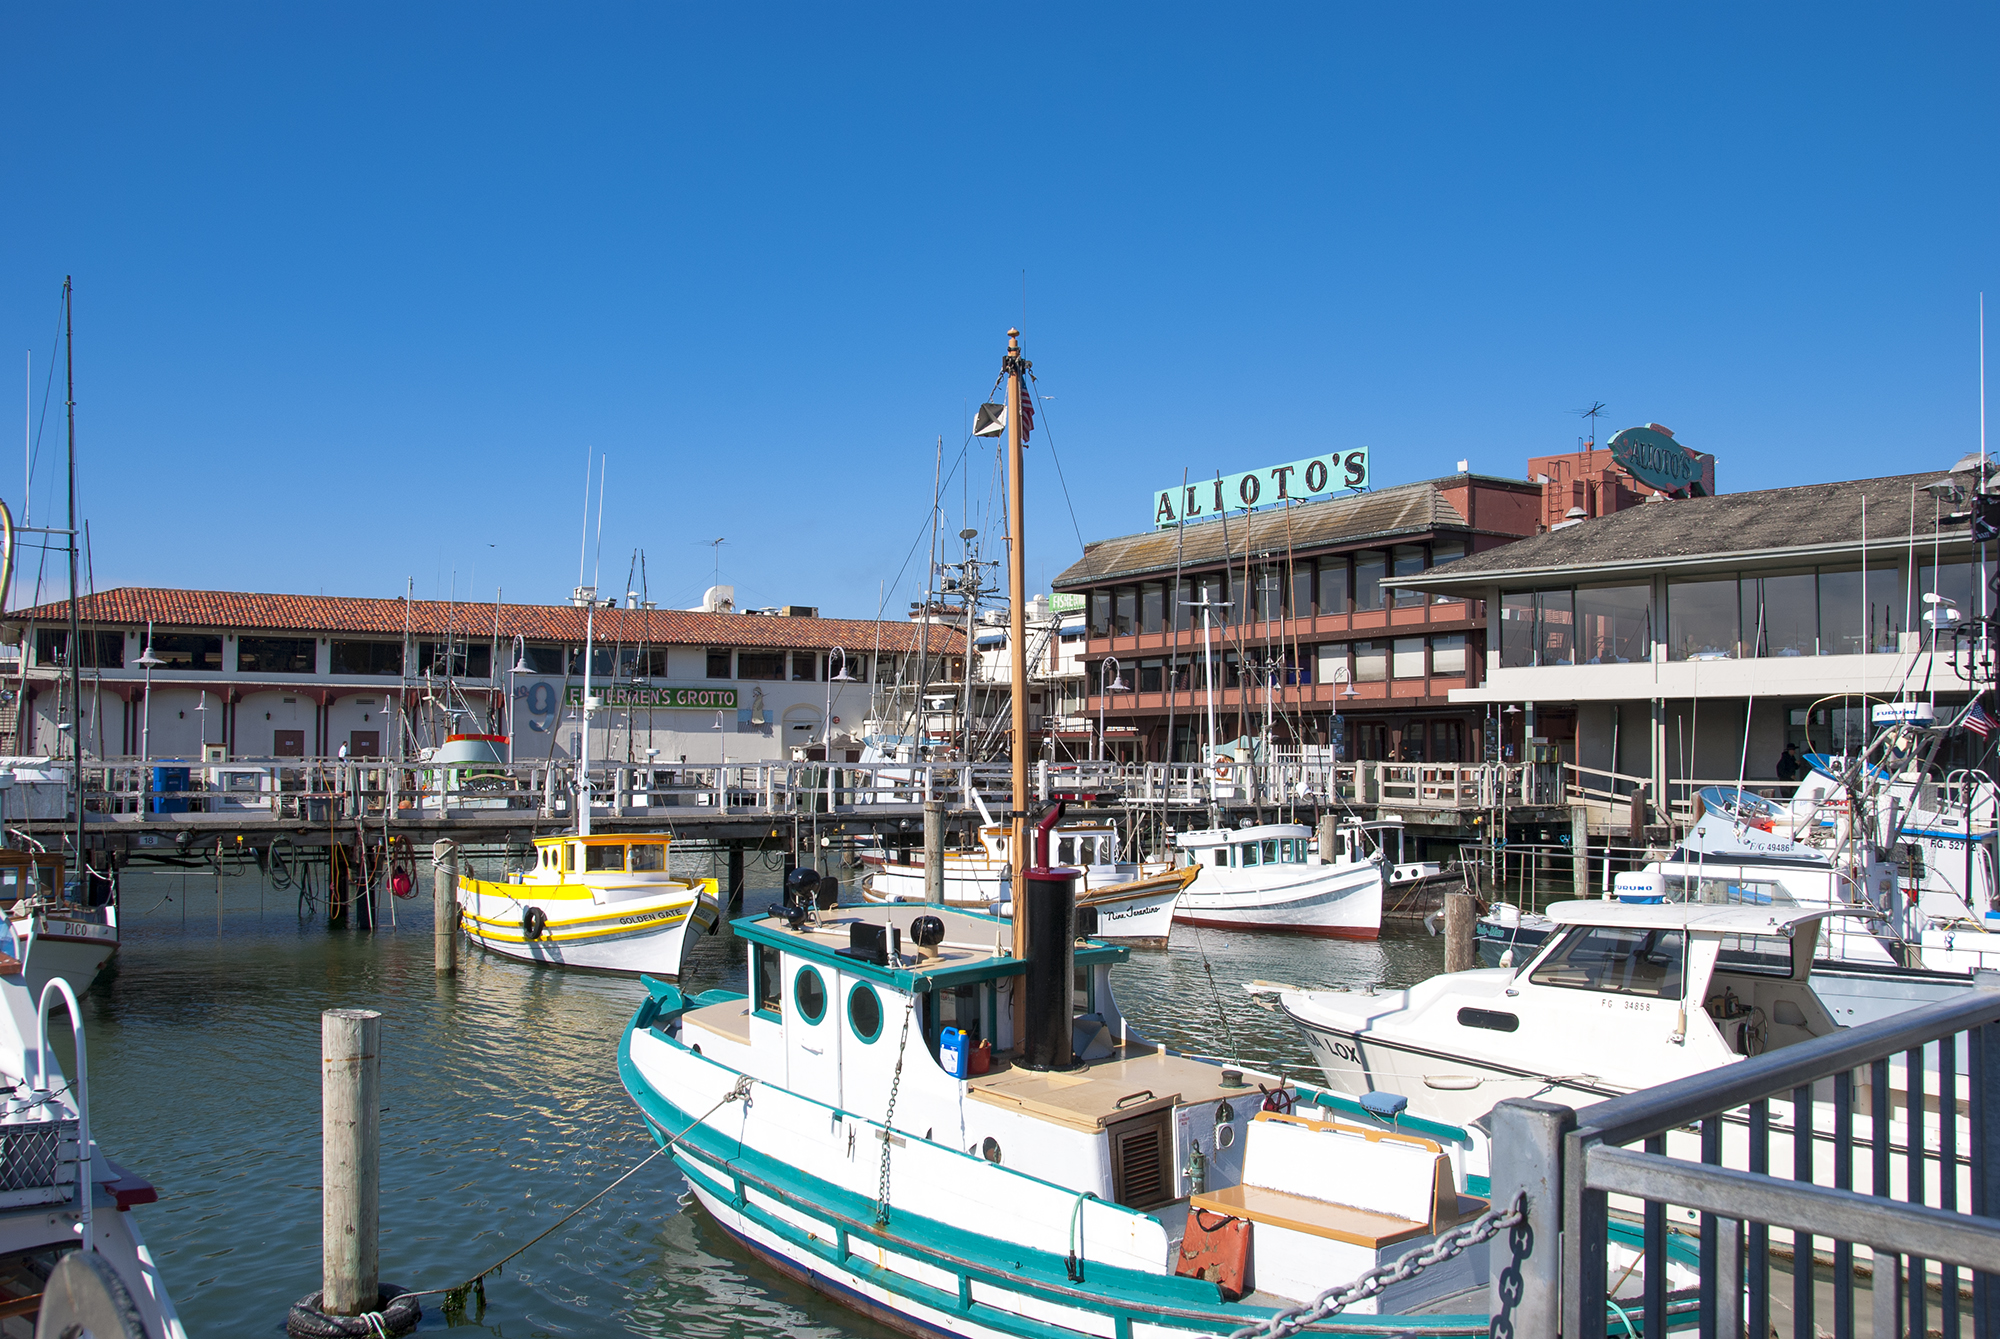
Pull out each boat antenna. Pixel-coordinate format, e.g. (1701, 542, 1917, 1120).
(63, 278, 83, 879)
(577, 446, 593, 592)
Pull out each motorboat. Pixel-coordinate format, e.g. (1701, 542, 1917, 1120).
(0, 970, 183, 1335)
(860, 795, 1188, 947)
(457, 832, 720, 976)
(1357, 817, 1467, 920)
(414, 733, 518, 812)
(0, 850, 118, 1000)
(1171, 822, 1383, 939)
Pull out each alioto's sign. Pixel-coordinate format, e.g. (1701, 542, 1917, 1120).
(563, 684, 739, 710)
(1153, 451, 1369, 528)
(1607, 424, 1707, 495)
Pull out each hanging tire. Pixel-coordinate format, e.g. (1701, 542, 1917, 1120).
(285, 1285, 421, 1338)
(522, 906, 548, 941)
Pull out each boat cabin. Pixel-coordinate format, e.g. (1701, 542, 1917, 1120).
(1175, 823, 1320, 871)
(524, 834, 673, 877)
(0, 851, 67, 905)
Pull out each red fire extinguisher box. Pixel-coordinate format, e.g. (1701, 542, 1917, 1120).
(1173, 1209, 1250, 1300)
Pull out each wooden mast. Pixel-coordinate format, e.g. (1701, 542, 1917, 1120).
(1004, 329, 1030, 981)
(64, 278, 84, 878)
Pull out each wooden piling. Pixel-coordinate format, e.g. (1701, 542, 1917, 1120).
(321, 1008, 381, 1316)
(726, 842, 745, 910)
(1317, 813, 1338, 863)
(1444, 891, 1476, 973)
(432, 839, 458, 975)
(923, 800, 946, 904)
(1570, 806, 1590, 899)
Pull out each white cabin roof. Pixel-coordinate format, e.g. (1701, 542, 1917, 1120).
(1175, 824, 1312, 847)
(1542, 898, 1872, 935)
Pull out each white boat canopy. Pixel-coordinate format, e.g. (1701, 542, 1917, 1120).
(1540, 898, 1881, 935)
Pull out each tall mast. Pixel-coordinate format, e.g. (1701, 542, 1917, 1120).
(64, 278, 83, 875)
(1004, 330, 1030, 970)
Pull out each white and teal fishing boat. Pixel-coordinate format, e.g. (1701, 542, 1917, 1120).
(617, 330, 1518, 1337)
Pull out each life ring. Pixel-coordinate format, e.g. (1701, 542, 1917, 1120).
(389, 866, 414, 898)
(1215, 761, 1233, 781)
(522, 906, 548, 941)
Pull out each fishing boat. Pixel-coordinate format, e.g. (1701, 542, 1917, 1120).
(7, 850, 119, 1000)
(455, 471, 720, 976)
(0, 966, 185, 1335)
(617, 330, 1518, 1337)
(859, 797, 1190, 947)
(456, 832, 720, 975)
(1171, 822, 1383, 939)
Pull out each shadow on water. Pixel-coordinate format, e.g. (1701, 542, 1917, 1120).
(91, 862, 1443, 1335)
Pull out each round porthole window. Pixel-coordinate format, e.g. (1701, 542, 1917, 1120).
(981, 1136, 1002, 1163)
(848, 982, 883, 1042)
(1216, 1123, 1236, 1150)
(794, 966, 827, 1024)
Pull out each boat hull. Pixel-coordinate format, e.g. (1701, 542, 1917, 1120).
(1173, 863, 1382, 939)
(18, 914, 118, 998)
(865, 867, 1188, 947)
(458, 878, 719, 977)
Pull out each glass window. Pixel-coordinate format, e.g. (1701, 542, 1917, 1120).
(1169, 577, 1193, 633)
(236, 636, 313, 674)
(1316, 556, 1349, 614)
(1391, 545, 1427, 607)
(1538, 590, 1575, 665)
(417, 640, 492, 679)
(794, 966, 827, 1023)
(1431, 633, 1468, 675)
(1139, 583, 1164, 634)
(1291, 563, 1315, 619)
(706, 648, 733, 678)
(329, 640, 400, 675)
(1817, 568, 1905, 656)
(1353, 641, 1387, 682)
(36, 630, 125, 669)
(1431, 537, 1468, 604)
(1667, 579, 1740, 661)
(1255, 566, 1284, 622)
(1088, 590, 1111, 639)
(1138, 659, 1163, 692)
(1401, 721, 1426, 760)
(1530, 926, 1686, 998)
(1918, 561, 1996, 636)
(1744, 573, 1817, 658)
(1112, 587, 1137, 636)
(1197, 572, 1228, 625)
(1716, 934, 1797, 978)
(791, 652, 820, 681)
(629, 844, 665, 871)
(1393, 637, 1426, 678)
(1353, 552, 1386, 611)
(1432, 719, 1464, 762)
(849, 982, 884, 1041)
(1261, 840, 1279, 864)
(515, 644, 565, 675)
(584, 844, 626, 872)
(1575, 585, 1653, 664)
(1500, 591, 1536, 668)
(756, 943, 782, 1015)
(738, 651, 784, 680)
(1316, 643, 1349, 685)
(1239, 844, 1259, 866)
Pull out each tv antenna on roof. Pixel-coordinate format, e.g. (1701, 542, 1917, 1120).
(696, 537, 726, 584)
(1573, 401, 1608, 450)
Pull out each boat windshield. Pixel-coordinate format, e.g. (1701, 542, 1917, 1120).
(1530, 925, 1686, 998)
(630, 844, 666, 872)
(585, 845, 626, 872)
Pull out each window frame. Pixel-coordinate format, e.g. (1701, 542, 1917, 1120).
(848, 981, 884, 1042)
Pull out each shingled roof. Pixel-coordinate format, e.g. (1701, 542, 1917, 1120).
(3, 588, 961, 654)
(1051, 478, 1520, 590)
(1392, 468, 1978, 592)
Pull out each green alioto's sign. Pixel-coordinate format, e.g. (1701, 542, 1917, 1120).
(1153, 451, 1369, 528)
(564, 684, 739, 710)
(1607, 424, 1707, 495)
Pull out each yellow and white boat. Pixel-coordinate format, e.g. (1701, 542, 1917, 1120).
(457, 833, 721, 976)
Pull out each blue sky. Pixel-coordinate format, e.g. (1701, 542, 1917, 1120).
(2, 5, 1995, 620)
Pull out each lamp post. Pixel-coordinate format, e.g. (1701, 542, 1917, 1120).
(824, 647, 857, 748)
(1096, 656, 1128, 765)
(136, 622, 163, 771)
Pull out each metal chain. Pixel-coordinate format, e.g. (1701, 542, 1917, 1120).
(1225, 1191, 1525, 1339)
(874, 1000, 916, 1224)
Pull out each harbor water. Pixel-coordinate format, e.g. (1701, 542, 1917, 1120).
(85, 860, 1445, 1336)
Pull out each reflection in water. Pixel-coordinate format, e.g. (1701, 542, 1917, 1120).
(92, 864, 1444, 1335)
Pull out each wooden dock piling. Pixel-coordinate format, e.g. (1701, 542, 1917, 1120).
(923, 800, 946, 904)
(1443, 891, 1475, 973)
(432, 839, 457, 975)
(321, 1008, 381, 1316)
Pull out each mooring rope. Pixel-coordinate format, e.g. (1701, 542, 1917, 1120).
(388, 1073, 755, 1314)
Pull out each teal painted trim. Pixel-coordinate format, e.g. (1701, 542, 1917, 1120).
(732, 914, 1130, 993)
(795, 965, 829, 1024)
(1466, 1174, 1492, 1198)
(1297, 1082, 1477, 1147)
(848, 982, 884, 1043)
(618, 1005, 1488, 1336)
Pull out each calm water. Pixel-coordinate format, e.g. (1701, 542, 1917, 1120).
(88, 859, 1445, 1336)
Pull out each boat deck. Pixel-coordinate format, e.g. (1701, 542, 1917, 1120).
(968, 1046, 1259, 1131)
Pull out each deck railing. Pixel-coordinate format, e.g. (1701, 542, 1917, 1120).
(1489, 979, 2000, 1339)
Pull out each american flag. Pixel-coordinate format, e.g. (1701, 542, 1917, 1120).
(1963, 700, 1996, 738)
(1018, 383, 1035, 440)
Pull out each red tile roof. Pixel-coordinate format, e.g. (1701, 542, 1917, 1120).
(6, 587, 962, 654)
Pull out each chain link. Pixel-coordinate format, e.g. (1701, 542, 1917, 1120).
(1225, 1191, 1525, 1339)
(874, 1000, 916, 1224)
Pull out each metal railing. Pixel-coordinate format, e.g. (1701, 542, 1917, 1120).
(1489, 981, 2000, 1339)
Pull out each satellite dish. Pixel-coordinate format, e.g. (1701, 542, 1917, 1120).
(35, 1249, 148, 1339)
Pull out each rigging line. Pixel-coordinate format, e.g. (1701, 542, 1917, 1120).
(1023, 369, 1094, 579)
(874, 433, 976, 624)
(26, 291, 62, 528)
